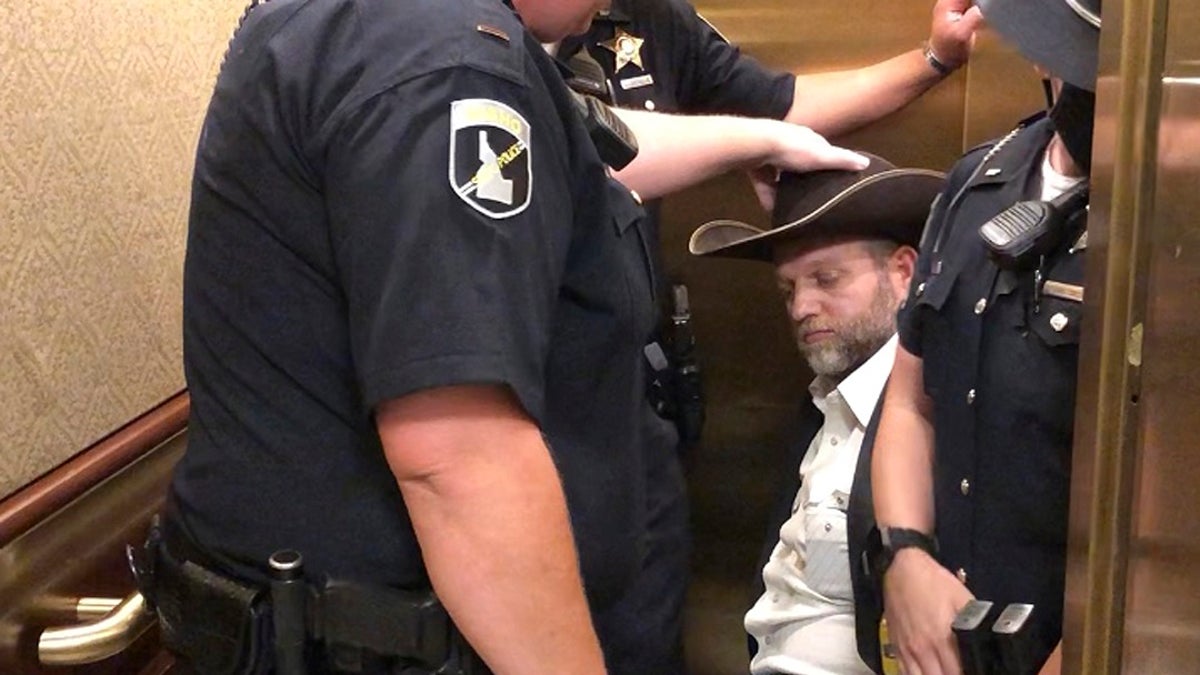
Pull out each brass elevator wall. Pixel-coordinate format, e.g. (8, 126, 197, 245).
(1105, 0, 1200, 670)
(0, 2, 243, 497)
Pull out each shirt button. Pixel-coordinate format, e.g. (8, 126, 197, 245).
(960, 478, 971, 496)
(830, 437, 839, 446)
(1050, 312, 1069, 332)
(966, 388, 976, 405)
(644, 99, 656, 111)
(974, 298, 988, 314)
(956, 568, 969, 584)
(824, 522, 833, 532)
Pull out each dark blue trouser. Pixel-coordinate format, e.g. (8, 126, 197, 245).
(593, 410, 691, 675)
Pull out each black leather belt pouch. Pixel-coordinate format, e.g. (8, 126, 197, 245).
(155, 544, 267, 675)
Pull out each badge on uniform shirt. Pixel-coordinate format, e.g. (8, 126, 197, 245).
(449, 99, 532, 219)
(599, 28, 645, 72)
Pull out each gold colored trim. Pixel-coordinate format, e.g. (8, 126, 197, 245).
(1043, 280, 1085, 302)
(37, 592, 154, 665)
(1065, 0, 1169, 673)
(75, 597, 123, 620)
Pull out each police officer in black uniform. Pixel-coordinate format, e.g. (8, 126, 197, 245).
(554, 2, 981, 673)
(870, 1, 1101, 674)
(152, 0, 868, 672)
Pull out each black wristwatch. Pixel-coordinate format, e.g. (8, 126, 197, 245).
(872, 526, 938, 579)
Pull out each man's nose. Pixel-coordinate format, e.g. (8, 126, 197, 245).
(789, 289, 819, 322)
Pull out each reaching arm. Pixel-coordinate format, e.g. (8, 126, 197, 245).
(785, 0, 982, 137)
(873, 345, 937, 532)
(376, 385, 605, 675)
(873, 347, 972, 675)
(610, 107, 867, 201)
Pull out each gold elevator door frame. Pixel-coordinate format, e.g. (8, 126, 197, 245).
(1066, 0, 1200, 673)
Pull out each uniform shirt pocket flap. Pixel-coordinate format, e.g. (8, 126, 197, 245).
(913, 270, 956, 312)
(1031, 295, 1083, 346)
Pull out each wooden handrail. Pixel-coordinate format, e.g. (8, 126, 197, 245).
(0, 391, 189, 547)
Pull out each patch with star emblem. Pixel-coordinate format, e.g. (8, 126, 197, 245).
(449, 98, 532, 219)
(599, 28, 645, 72)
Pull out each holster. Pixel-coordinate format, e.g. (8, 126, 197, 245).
(127, 517, 271, 675)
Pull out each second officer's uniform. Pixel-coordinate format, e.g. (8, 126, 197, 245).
(557, 3, 796, 671)
(558, 0, 795, 117)
(164, 0, 658, 671)
(899, 113, 1085, 667)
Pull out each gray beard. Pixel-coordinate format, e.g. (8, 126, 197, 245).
(795, 277, 899, 381)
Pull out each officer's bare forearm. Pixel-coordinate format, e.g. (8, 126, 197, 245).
(610, 110, 779, 199)
(872, 346, 937, 532)
(610, 108, 865, 200)
(786, 0, 981, 137)
(377, 385, 605, 675)
(786, 49, 946, 138)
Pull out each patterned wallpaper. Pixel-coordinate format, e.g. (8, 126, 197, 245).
(0, 1, 244, 497)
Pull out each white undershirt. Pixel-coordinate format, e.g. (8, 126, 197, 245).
(745, 336, 898, 675)
(1040, 148, 1085, 201)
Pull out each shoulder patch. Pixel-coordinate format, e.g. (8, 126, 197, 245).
(449, 99, 532, 219)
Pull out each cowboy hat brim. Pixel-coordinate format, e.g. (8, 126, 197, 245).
(689, 168, 944, 261)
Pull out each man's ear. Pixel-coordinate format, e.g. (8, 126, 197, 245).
(889, 245, 919, 299)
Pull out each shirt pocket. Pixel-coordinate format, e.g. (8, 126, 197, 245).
(802, 491, 853, 602)
(1030, 254, 1085, 348)
(1029, 294, 1083, 346)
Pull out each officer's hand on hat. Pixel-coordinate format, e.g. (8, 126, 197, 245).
(747, 165, 781, 213)
(928, 0, 984, 72)
(750, 124, 868, 212)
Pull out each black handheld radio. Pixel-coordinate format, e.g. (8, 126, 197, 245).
(978, 181, 1089, 269)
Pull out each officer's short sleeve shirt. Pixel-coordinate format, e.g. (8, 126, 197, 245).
(562, 0, 795, 118)
(176, 0, 653, 594)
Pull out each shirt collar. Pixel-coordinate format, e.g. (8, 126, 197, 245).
(808, 334, 898, 429)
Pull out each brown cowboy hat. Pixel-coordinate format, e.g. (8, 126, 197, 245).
(688, 153, 945, 262)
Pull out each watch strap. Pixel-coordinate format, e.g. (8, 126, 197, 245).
(872, 527, 938, 579)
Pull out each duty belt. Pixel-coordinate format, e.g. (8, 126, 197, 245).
(128, 516, 487, 675)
